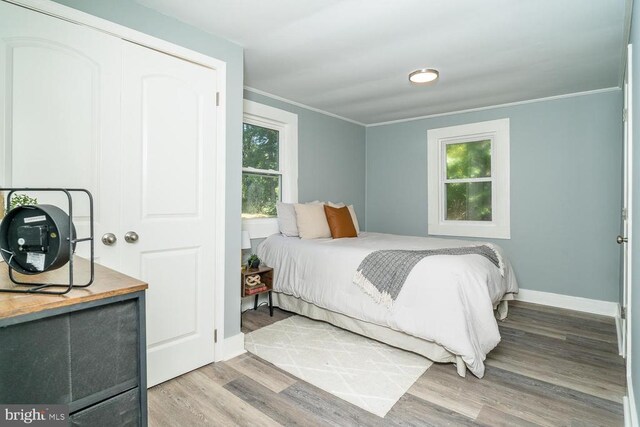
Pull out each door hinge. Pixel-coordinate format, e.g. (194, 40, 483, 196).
(623, 108, 628, 122)
(214, 329, 218, 343)
(216, 92, 220, 106)
(621, 306, 626, 320)
(623, 208, 628, 221)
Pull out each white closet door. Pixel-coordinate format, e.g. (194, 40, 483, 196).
(120, 41, 217, 387)
(0, 1, 122, 269)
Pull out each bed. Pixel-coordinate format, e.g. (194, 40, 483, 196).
(257, 231, 518, 378)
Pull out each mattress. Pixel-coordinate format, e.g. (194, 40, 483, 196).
(257, 232, 518, 377)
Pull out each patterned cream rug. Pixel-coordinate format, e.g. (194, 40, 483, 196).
(244, 315, 432, 417)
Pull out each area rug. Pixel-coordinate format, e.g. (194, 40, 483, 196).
(244, 315, 432, 417)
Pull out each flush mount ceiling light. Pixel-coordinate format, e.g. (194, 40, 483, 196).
(409, 68, 439, 84)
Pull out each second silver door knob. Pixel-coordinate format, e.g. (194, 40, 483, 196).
(124, 231, 139, 243)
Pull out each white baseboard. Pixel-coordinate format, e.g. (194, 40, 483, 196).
(616, 316, 625, 356)
(515, 288, 620, 317)
(218, 332, 246, 361)
(626, 377, 639, 427)
(625, 396, 632, 427)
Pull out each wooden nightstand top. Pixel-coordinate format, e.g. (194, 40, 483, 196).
(242, 265, 273, 276)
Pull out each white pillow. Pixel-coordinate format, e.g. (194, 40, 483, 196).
(328, 202, 360, 234)
(276, 202, 299, 237)
(347, 205, 360, 234)
(294, 203, 331, 239)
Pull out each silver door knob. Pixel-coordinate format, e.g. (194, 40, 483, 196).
(617, 235, 628, 244)
(101, 233, 117, 246)
(124, 231, 139, 243)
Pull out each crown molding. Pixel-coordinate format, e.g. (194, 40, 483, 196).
(243, 86, 366, 127)
(367, 87, 621, 127)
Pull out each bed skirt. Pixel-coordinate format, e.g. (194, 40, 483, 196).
(272, 292, 488, 377)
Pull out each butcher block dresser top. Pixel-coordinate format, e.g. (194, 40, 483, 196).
(0, 257, 148, 320)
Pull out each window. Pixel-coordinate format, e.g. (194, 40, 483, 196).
(427, 118, 510, 239)
(242, 100, 298, 238)
(242, 123, 280, 218)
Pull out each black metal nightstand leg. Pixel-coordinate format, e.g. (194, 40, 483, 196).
(268, 291, 273, 317)
(254, 294, 259, 310)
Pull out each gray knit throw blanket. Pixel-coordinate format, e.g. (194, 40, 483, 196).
(353, 245, 504, 308)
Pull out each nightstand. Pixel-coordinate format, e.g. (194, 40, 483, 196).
(241, 265, 274, 316)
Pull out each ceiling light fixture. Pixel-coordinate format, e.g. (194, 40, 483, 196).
(409, 68, 439, 84)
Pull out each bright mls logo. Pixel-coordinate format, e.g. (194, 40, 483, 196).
(0, 405, 67, 427)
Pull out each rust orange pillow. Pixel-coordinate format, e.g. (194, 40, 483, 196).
(324, 205, 357, 238)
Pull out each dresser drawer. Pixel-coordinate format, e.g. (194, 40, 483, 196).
(70, 300, 139, 401)
(0, 314, 71, 404)
(0, 299, 140, 405)
(70, 388, 140, 427)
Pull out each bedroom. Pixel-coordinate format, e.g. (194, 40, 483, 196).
(0, 0, 637, 425)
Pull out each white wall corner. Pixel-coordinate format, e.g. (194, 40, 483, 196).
(625, 380, 638, 427)
(217, 332, 246, 361)
(515, 288, 620, 317)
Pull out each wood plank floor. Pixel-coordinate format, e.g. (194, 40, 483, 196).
(148, 301, 625, 426)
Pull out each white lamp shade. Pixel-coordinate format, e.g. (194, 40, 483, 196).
(241, 230, 251, 250)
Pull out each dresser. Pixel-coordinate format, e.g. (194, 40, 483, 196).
(0, 259, 148, 426)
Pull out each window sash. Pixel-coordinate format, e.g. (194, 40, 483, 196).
(242, 120, 282, 219)
(242, 166, 281, 175)
(440, 136, 495, 224)
(241, 171, 282, 219)
(441, 137, 494, 178)
(444, 139, 492, 180)
(427, 118, 510, 239)
(443, 177, 492, 184)
(444, 181, 493, 222)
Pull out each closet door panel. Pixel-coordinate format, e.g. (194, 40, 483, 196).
(11, 44, 93, 196)
(120, 41, 217, 387)
(0, 1, 121, 267)
(141, 76, 199, 217)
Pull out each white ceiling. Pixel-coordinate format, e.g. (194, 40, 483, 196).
(136, 0, 627, 125)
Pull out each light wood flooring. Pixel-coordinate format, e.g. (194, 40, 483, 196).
(148, 301, 626, 426)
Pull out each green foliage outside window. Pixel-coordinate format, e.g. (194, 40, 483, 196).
(242, 173, 279, 218)
(243, 123, 279, 170)
(242, 123, 280, 218)
(446, 140, 491, 179)
(445, 140, 492, 221)
(9, 194, 38, 211)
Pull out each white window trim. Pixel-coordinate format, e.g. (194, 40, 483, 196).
(427, 118, 510, 239)
(242, 100, 298, 238)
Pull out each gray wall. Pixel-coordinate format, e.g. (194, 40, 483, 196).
(50, 0, 245, 338)
(630, 0, 640, 420)
(366, 91, 623, 302)
(244, 90, 366, 221)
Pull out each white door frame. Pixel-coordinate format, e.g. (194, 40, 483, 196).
(624, 43, 634, 375)
(4, 0, 228, 360)
(622, 45, 631, 358)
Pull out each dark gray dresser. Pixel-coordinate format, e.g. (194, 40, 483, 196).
(0, 260, 148, 426)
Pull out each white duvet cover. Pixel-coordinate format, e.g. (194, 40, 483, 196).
(257, 232, 518, 377)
